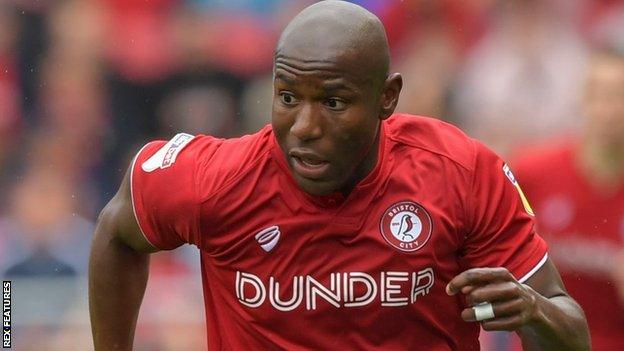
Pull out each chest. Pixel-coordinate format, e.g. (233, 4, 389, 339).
(198, 168, 469, 305)
(193, 150, 478, 343)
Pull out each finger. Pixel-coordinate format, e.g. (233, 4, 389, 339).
(460, 284, 478, 296)
(461, 302, 495, 322)
(447, 267, 513, 295)
(461, 299, 525, 322)
(481, 314, 525, 331)
(466, 281, 520, 305)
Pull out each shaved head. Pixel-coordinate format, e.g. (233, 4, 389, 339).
(271, 1, 402, 196)
(275, 0, 390, 88)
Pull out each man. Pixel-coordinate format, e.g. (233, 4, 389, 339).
(512, 47, 624, 351)
(89, 1, 589, 350)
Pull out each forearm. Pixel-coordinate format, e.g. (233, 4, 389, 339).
(518, 294, 590, 351)
(89, 231, 150, 351)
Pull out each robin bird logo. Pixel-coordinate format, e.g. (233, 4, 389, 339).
(380, 201, 432, 252)
(398, 214, 415, 240)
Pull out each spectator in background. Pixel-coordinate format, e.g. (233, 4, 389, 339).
(388, 0, 492, 121)
(451, 0, 588, 156)
(156, 71, 244, 138)
(1, 151, 94, 278)
(392, 1, 462, 120)
(0, 3, 22, 183)
(512, 47, 624, 351)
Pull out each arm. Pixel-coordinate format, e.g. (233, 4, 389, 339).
(89, 166, 159, 351)
(518, 259, 590, 350)
(446, 258, 590, 351)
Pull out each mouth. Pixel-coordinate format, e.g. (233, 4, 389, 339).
(289, 150, 330, 180)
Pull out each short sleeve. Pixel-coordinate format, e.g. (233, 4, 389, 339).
(461, 140, 548, 283)
(131, 133, 202, 250)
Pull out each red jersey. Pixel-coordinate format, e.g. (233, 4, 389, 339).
(513, 140, 624, 351)
(131, 114, 547, 350)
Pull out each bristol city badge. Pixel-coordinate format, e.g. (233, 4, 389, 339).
(380, 201, 433, 252)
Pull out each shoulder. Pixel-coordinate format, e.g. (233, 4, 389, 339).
(193, 126, 274, 195)
(135, 125, 274, 175)
(385, 113, 477, 172)
(129, 126, 275, 249)
(195, 125, 274, 168)
(132, 125, 274, 200)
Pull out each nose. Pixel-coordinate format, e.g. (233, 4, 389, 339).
(290, 103, 322, 141)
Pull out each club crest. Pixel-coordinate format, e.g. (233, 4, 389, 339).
(380, 201, 432, 252)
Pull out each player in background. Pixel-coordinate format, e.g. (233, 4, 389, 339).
(89, 1, 589, 350)
(512, 47, 624, 351)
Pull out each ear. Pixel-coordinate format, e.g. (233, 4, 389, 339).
(379, 73, 403, 120)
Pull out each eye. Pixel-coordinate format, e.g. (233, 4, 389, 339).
(325, 98, 346, 110)
(279, 92, 298, 106)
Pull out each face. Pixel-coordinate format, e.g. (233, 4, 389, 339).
(583, 54, 624, 148)
(271, 54, 399, 196)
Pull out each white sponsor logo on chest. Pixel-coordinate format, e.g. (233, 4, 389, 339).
(235, 268, 435, 311)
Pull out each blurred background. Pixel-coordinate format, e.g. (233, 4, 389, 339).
(0, 0, 623, 350)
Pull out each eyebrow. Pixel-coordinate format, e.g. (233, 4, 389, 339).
(274, 72, 356, 92)
(275, 72, 296, 85)
(321, 81, 354, 92)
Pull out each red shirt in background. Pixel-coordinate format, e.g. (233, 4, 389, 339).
(513, 139, 624, 351)
(131, 114, 547, 350)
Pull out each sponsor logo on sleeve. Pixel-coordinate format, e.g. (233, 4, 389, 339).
(503, 163, 535, 216)
(380, 201, 433, 252)
(142, 133, 195, 172)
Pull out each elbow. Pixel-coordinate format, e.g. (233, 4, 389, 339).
(576, 314, 591, 351)
(565, 297, 591, 351)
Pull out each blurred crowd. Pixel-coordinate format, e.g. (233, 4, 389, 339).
(0, 0, 623, 350)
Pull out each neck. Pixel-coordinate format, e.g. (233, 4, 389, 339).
(339, 124, 382, 196)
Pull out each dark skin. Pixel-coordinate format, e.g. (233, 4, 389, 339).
(446, 263, 589, 350)
(272, 0, 397, 196)
(89, 1, 589, 350)
(89, 168, 157, 350)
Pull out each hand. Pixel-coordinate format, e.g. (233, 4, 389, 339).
(446, 267, 540, 331)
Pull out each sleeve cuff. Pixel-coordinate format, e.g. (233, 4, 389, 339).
(130, 142, 164, 250)
(518, 252, 549, 283)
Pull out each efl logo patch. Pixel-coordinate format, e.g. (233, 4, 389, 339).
(380, 201, 432, 252)
(503, 163, 535, 216)
(142, 133, 194, 172)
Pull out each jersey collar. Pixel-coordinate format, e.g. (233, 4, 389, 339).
(270, 122, 388, 213)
